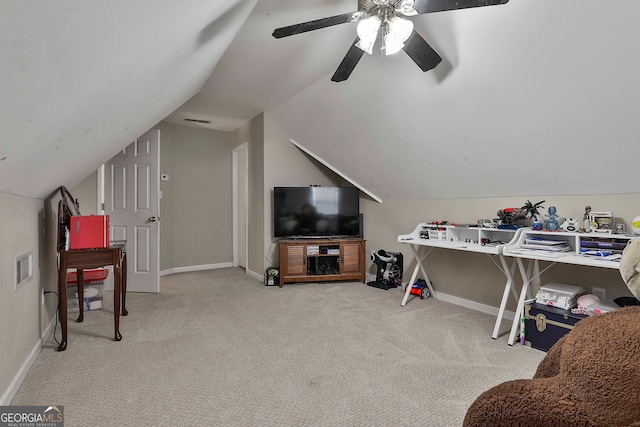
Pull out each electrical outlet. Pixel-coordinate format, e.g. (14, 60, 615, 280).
(41, 288, 45, 305)
(592, 287, 606, 301)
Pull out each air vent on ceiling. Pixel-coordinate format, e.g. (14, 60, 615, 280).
(183, 118, 212, 124)
(16, 251, 33, 289)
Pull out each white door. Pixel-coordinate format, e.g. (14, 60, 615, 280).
(233, 143, 248, 268)
(104, 129, 160, 292)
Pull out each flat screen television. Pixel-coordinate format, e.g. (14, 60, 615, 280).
(273, 187, 360, 238)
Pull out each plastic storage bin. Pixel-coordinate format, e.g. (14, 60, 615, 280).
(428, 230, 447, 240)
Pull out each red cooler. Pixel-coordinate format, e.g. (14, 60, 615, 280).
(69, 215, 110, 249)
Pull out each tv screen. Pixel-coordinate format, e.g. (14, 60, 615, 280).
(273, 187, 360, 238)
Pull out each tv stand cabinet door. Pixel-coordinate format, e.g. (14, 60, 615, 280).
(280, 242, 306, 284)
(340, 241, 365, 278)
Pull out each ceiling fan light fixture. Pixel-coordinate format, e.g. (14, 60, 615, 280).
(273, 0, 509, 82)
(384, 16, 413, 55)
(355, 15, 382, 54)
(398, 0, 418, 16)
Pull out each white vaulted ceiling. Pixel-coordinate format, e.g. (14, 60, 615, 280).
(3, 0, 640, 200)
(0, 0, 258, 199)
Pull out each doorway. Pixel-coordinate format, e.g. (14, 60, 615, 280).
(104, 129, 160, 293)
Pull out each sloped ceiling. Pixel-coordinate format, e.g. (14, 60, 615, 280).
(0, 0, 257, 199)
(3, 0, 640, 201)
(271, 0, 640, 199)
(169, 0, 640, 200)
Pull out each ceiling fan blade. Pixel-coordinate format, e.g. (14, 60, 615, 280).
(402, 30, 442, 72)
(331, 39, 366, 82)
(412, 0, 509, 15)
(272, 12, 363, 38)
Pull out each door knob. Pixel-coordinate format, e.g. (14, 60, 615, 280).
(148, 216, 158, 222)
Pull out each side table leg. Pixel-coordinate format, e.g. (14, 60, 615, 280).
(76, 269, 84, 323)
(113, 252, 122, 341)
(121, 252, 128, 316)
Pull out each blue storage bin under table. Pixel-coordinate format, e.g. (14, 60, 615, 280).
(524, 302, 588, 352)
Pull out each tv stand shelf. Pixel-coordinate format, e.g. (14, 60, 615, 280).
(278, 238, 366, 286)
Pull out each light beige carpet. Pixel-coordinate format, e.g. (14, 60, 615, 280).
(11, 268, 545, 426)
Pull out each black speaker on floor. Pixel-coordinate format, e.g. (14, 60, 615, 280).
(265, 267, 279, 286)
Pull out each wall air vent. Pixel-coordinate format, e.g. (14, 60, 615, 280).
(15, 251, 33, 289)
(183, 118, 212, 124)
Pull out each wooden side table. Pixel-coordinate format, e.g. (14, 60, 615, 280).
(57, 241, 127, 351)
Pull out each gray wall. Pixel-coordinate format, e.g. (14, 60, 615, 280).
(241, 114, 265, 278)
(262, 112, 346, 273)
(71, 171, 98, 215)
(0, 191, 56, 404)
(158, 122, 235, 271)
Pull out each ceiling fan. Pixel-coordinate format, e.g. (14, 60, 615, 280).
(272, 0, 509, 82)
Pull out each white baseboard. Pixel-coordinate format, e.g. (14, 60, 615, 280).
(435, 291, 515, 321)
(245, 269, 263, 282)
(367, 274, 515, 321)
(160, 263, 263, 283)
(1, 316, 56, 405)
(160, 262, 234, 277)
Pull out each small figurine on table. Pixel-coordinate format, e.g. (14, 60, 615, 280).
(545, 206, 560, 231)
(521, 200, 545, 230)
(583, 205, 592, 232)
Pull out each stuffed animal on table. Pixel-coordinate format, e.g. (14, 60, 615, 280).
(463, 238, 640, 427)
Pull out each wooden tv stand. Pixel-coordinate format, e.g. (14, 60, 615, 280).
(278, 238, 366, 287)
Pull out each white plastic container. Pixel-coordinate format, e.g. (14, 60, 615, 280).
(67, 282, 104, 313)
(535, 282, 585, 310)
(428, 230, 447, 240)
(586, 299, 619, 316)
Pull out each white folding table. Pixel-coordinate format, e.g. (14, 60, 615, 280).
(502, 229, 634, 345)
(398, 224, 525, 339)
